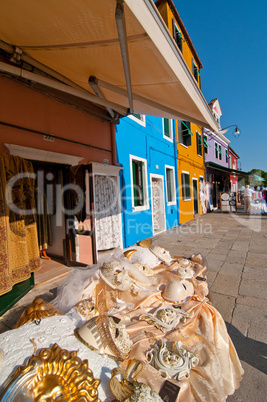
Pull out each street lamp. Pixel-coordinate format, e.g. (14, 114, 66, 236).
(220, 125, 241, 138)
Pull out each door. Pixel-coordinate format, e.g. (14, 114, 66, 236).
(93, 174, 122, 252)
(151, 175, 166, 234)
(193, 178, 199, 215)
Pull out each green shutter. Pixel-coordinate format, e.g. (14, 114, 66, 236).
(167, 168, 174, 202)
(132, 160, 137, 206)
(182, 173, 190, 200)
(164, 118, 170, 137)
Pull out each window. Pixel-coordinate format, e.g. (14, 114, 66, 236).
(182, 172, 191, 200)
(172, 20, 183, 52)
(215, 142, 219, 159)
(165, 166, 175, 204)
(128, 113, 146, 127)
(196, 132, 202, 156)
(203, 134, 208, 154)
(192, 59, 199, 83)
(130, 156, 148, 209)
(179, 120, 192, 147)
(229, 155, 232, 168)
(225, 149, 229, 164)
(163, 118, 173, 141)
(218, 144, 222, 161)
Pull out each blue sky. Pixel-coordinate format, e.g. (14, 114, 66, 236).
(172, 0, 267, 173)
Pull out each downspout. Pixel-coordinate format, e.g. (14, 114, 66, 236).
(173, 120, 181, 226)
(110, 122, 120, 167)
(113, 122, 127, 248)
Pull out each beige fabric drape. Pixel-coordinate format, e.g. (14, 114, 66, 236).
(0, 152, 41, 296)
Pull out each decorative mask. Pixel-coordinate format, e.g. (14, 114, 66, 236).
(150, 246, 173, 265)
(139, 305, 193, 332)
(75, 315, 133, 361)
(0, 343, 101, 401)
(133, 262, 155, 277)
(124, 249, 138, 259)
(190, 253, 203, 265)
(176, 263, 194, 279)
(14, 297, 61, 329)
(162, 280, 194, 303)
(110, 360, 163, 402)
(75, 299, 99, 320)
(100, 261, 132, 291)
(146, 339, 199, 381)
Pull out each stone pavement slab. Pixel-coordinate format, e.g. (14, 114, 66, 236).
(239, 278, 267, 300)
(230, 304, 267, 343)
(211, 273, 240, 297)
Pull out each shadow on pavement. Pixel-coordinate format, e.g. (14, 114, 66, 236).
(227, 322, 267, 375)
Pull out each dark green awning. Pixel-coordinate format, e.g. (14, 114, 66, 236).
(206, 162, 248, 177)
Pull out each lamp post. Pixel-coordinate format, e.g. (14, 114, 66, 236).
(220, 125, 241, 138)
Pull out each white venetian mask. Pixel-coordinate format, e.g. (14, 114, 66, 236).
(150, 246, 173, 265)
(100, 261, 132, 291)
(162, 279, 194, 303)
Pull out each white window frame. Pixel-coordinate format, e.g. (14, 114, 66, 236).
(181, 171, 191, 201)
(128, 114, 146, 127)
(162, 118, 173, 142)
(229, 155, 232, 168)
(130, 154, 149, 212)
(165, 165, 176, 205)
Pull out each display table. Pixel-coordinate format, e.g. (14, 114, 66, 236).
(248, 198, 267, 214)
(0, 248, 243, 401)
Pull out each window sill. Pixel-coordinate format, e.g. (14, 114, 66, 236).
(163, 135, 173, 143)
(179, 143, 188, 149)
(182, 198, 191, 202)
(167, 200, 176, 206)
(132, 205, 150, 212)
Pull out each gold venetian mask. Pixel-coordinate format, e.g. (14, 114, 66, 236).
(0, 343, 101, 401)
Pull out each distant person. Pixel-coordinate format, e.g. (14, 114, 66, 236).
(244, 185, 255, 213)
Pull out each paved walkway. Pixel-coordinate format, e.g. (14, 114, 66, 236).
(151, 211, 267, 401)
(0, 211, 266, 400)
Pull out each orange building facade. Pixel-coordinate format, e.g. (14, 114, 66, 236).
(156, 0, 206, 223)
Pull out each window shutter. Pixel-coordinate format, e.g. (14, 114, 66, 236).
(164, 119, 170, 137)
(132, 160, 137, 206)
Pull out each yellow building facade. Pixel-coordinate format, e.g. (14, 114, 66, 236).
(156, 0, 206, 223)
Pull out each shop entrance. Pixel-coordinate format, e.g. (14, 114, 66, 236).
(193, 178, 199, 215)
(151, 175, 166, 234)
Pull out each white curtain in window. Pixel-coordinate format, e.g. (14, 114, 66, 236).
(94, 175, 121, 251)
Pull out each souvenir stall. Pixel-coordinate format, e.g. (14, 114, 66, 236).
(0, 240, 243, 401)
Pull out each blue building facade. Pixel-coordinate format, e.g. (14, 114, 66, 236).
(116, 114, 180, 248)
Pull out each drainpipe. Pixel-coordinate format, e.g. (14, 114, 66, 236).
(110, 122, 120, 166)
(173, 120, 181, 226)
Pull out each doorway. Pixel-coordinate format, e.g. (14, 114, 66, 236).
(192, 178, 199, 215)
(151, 175, 166, 234)
(90, 163, 123, 257)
